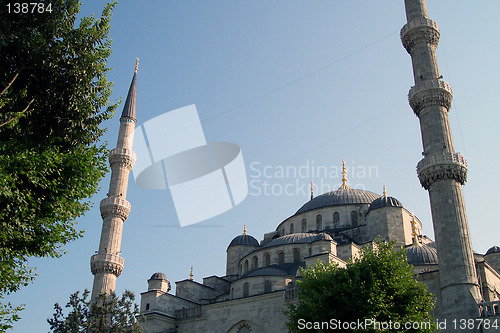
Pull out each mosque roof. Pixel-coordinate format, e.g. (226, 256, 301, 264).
(368, 195, 403, 212)
(228, 234, 260, 248)
(264, 233, 332, 248)
(405, 244, 439, 266)
(486, 246, 500, 255)
(149, 272, 168, 280)
(241, 262, 304, 278)
(296, 188, 381, 214)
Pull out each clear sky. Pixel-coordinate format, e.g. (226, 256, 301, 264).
(6, 1, 500, 331)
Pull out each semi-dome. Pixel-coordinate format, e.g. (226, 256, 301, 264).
(149, 272, 168, 280)
(406, 244, 439, 266)
(486, 246, 500, 255)
(296, 188, 381, 215)
(368, 196, 403, 212)
(264, 232, 332, 248)
(228, 234, 260, 248)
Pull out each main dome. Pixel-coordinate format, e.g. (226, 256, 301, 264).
(296, 188, 381, 215)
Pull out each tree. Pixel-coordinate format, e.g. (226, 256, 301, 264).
(48, 290, 143, 333)
(0, 0, 117, 328)
(286, 241, 437, 332)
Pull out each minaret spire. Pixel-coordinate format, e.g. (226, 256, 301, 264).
(310, 179, 314, 200)
(338, 160, 351, 190)
(401, 0, 480, 323)
(90, 61, 138, 299)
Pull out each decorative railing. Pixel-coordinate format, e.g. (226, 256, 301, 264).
(409, 79, 452, 102)
(175, 306, 203, 320)
(417, 152, 467, 174)
(400, 17, 439, 37)
(478, 301, 500, 317)
(90, 253, 125, 266)
(110, 147, 137, 160)
(100, 197, 132, 210)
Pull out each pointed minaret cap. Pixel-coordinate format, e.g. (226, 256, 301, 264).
(338, 160, 351, 190)
(120, 58, 138, 122)
(189, 266, 193, 280)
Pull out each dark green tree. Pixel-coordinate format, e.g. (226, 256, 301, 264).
(0, 0, 117, 328)
(48, 290, 142, 333)
(286, 241, 437, 332)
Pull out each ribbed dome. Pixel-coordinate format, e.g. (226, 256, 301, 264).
(296, 188, 381, 214)
(264, 233, 332, 248)
(149, 272, 168, 280)
(369, 196, 403, 211)
(406, 244, 439, 266)
(486, 246, 500, 255)
(228, 234, 260, 248)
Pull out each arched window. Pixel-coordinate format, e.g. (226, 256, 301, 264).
(301, 218, 307, 232)
(252, 256, 258, 270)
(264, 253, 271, 266)
(243, 282, 249, 297)
(278, 251, 285, 264)
(264, 280, 272, 293)
(333, 212, 340, 227)
(290, 223, 294, 234)
(293, 249, 300, 263)
(316, 214, 322, 230)
(244, 260, 249, 273)
(351, 210, 358, 226)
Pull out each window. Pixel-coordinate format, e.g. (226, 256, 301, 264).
(278, 251, 285, 264)
(301, 218, 307, 232)
(316, 214, 322, 230)
(264, 280, 272, 293)
(333, 212, 339, 227)
(264, 253, 271, 266)
(290, 223, 294, 234)
(243, 282, 249, 297)
(244, 260, 249, 273)
(293, 249, 300, 263)
(146, 303, 150, 311)
(252, 256, 258, 270)
(351, 210, 358, 226)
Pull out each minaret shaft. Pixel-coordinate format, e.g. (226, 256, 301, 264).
(402, 0, 480, 325)
(91, 66, 138, 299)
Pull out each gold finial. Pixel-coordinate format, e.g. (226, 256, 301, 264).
(189, 266, 193, 280)
(243, 225, 247, 235)
(383, 185, 387, 197)
(410, 212, 421, 246)
(310, 179, 314, 200)
(135, 57, 139, 73)
(338, 160, 351, 190)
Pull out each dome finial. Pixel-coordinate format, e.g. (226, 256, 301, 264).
(410, 212, 421, 246)
(189, 266, 193, 280)
(135, 57, 139, 73)
(310, 179, 314, 200)
(383, 185, 387, 197)
(338, 160, 351, 190)
(243, 225, 247, 235)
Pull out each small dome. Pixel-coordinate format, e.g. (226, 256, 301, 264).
(405, 244, 438, 266)
(228, 234, 260, 248)
(264, 233, 332, 248)
(369, 196, 403, 211)
(149, 272, 168, 280)
(296, 188, 380, 215)
(486, 246, 500, 255)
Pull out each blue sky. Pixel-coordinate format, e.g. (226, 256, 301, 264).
(6, 1, 500, 331)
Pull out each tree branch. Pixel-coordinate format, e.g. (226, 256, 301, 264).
(0, 66, 25, 97)
(0, 99, 34, 128)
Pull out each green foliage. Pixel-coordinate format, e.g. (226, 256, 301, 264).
(48, 290, 143, 333)
(0, 0, 117, 328)
(286, 241, 437, 332)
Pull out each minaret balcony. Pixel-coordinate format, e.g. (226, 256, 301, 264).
(417, 152, 468, 189)
(109, 147, 137, 170)
(408, 79, 453, 116)
(100, 197, 131, 220)
(90, 253, 125, 277)
(401, 17, 440, 53)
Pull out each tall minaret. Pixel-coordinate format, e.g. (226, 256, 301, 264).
(90, 59, 138, 299)
(401, 0, 480, 323)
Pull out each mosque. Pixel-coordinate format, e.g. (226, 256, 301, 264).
(90, 0, 500, 332)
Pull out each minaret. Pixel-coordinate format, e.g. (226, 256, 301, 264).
(90, 59, 138, 299)
(401, 0, 480, 323)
